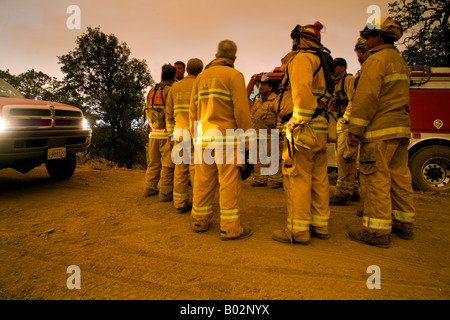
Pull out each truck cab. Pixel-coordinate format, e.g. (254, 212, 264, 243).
(0, 78, 92, 179)
(246, 67, 450, 193)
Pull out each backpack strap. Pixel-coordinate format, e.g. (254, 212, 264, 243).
(148, 83, 169, 110)
(277, 52, 298, 118)
(312, 50, 327, 103)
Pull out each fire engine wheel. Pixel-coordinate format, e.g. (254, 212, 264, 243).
(410, 146, 450, 193)
(45, 153, 77, 180)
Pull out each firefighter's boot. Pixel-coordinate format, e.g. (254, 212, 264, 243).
(348, 229, 390, 248)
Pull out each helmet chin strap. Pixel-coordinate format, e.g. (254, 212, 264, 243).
(292, 38, 299, 51)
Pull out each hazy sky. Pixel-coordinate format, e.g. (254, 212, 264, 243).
(1, 0, 395, 86)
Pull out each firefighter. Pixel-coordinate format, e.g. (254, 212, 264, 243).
(250, 75, 282, 188)
(166, 58, 204, 213)
(175, 61, 185, 81)
(272, 22, 332, 244)
(329, 58, 358, 205)
(189, 40, 254, 240)
(144, 64, 176, 202)
(348, 17, 415, 247)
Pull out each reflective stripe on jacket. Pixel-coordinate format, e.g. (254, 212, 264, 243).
(166, 75, 196, 133)
(288, 49, 330, 126)
(348, 44, 411, 141)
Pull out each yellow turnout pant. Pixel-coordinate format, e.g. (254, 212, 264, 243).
(145, 138, 174, 201)
(173, 142, 195, 210)
(359, 138, 415, 236)
(282, 132, 330, 242)
(335, 129, 359, 199)
(191, 150, 243, 238)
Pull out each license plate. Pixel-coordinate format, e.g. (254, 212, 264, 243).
(47, 147, 66, 160)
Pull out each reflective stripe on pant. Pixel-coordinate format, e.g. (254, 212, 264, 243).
(335, 129, 359, 199)
(359, 138, 415, 236)
(191, 151, 243, 237)
(282, 131, 330, 242)
(145, 138, 174, 200)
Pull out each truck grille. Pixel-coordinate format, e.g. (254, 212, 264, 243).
(2, 105, 83, 130)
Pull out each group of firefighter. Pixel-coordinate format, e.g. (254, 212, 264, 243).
(143, 17, 416, 248)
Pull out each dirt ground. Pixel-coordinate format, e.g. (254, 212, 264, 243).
(0, 163, 449, 301)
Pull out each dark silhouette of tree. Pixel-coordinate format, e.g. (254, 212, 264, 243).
(58, 26, 153, 168)
(389, 0, 450, 68)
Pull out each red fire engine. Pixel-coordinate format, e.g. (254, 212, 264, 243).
(246, 67, 450, 193)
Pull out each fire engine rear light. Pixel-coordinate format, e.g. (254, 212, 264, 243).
(412, 132, 421, 139)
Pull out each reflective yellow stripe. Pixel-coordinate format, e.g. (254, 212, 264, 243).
(287, 218, 310, 231)
(311, 214, 329, 227)
(174, 104, 190, 113)
(343, 111, 351, 121)
(363, 126, 410, 139)
(220, 209, 239, 220)
(194, 133, 257, 146)
(293, 107, 315, 118)
(196, 89, 232, 102)
(149, 131, 170, 139)
(312, 89, 332, 102)
(392, 210, 415, 223)
(351, 117, 370, 127)
(192, 205, 213, 216)
(363, 216, 392, 230)
(309, 122, 328, 133)
(383, 73, 409, 84)
(173, 192, 189, 200)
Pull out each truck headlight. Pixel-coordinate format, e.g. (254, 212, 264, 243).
(82, 118, 89, 129)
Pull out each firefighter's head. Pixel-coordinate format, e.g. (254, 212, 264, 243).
(216, 40, 238, 62)
(360, 17, 403, 50)
(161, 64, 176, 82)
(333, 58, 347, 77)
(259, 74, 274, 98)
(290, 22, 324, 50)
(174, 61, 185, 81)
(187, 58, 204, 77)
(354, 37, 368, 65)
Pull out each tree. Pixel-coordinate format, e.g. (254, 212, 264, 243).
(389, 0, 450, 68)
(0, 69, 64, 101)
(58, 26, 153, 168)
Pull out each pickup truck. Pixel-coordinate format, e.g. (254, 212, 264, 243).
(0, 78, 92, 179)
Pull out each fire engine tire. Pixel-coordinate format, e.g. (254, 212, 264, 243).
(409, 145, 450, 193)
(45, 153, 77, 180)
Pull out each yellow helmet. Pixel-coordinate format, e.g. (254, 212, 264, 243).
(360, 17, 403, 41)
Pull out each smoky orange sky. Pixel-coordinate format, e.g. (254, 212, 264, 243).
(1, 0, 396, 87)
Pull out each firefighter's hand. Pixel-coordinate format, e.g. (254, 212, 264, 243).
(348, 132, 361, 146)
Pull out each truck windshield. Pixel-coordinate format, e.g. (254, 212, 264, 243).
(0, 78, 25, 98)
(249, 80, 261, 103)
